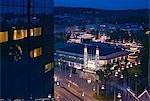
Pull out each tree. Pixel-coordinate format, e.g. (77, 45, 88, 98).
(96, 70, 105, 81)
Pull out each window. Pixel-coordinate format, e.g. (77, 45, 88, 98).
(30, 29, 34, 37)
(30, 47, 42, 58)
(13, 29, 27, 40)
(30, 27, 42, 37)
(0, 31, 8, 43)
(45, 62, 53, 73)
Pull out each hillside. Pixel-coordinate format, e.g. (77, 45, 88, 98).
(54, 7, 149, 25)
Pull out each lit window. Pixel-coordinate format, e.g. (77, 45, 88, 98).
(30, 47, 42, 58)
(13, 29, 27, 40)
(30, 27, 42, 37)
(30, 29, 34, 37)
(45, 62, 53, 73)
(0, 31, 8, 43)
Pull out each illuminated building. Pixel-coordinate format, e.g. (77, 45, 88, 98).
(0, 0, 54, 100)
(55, 42, 129, 72)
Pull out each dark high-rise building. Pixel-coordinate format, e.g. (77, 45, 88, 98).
(0, 0, 54, 100)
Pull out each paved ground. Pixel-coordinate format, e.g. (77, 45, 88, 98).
(55, 68, 99, 101)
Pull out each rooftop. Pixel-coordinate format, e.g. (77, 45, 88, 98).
(57, 42, 129, 56)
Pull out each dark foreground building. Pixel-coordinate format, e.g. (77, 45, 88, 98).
(0, 0, 54, 100)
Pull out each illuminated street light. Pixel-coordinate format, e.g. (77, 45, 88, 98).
(93, 87, 96, 91)
(48, 94, 51, 99)
(68, 83, 71, 87)
(56, 81, 60, 86)
(120, 74, 124, 79)
(115, 72, 118, 77)
(135, 62, 137, 66)
(117, 93, 121, 99)
(56, 96, 60, 99)
(69, 74, 72, 78)
(135, 73, 138, 77)
(81, 92, 85, 97)
(130, 64, 133, 68)
(138, 61, 141, 65)
(126, 65, 129, 68)
(87, 79, 92, 84)
(54, 76, 57, 82)
(101, 85, 105, 90)
(121, 67, 124, 70)
(118, 68, 121, 72)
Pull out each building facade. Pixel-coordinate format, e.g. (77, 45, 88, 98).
(0, 0, 54, 100)
(55, 43, 129, 72)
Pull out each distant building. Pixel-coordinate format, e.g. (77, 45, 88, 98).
(67, 33, 94, 43)
(55, 42, 129, 72)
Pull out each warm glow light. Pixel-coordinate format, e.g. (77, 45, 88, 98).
(30, 47, 42, 58)
(0, 31, 8, 43)
(13, 29, 27, 40)
(30, 27, 42, 37)
(30, 29, 34, 37)
(45, 62, 53, 73)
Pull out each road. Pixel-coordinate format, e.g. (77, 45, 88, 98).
(55, 85, 83, 101)
(55, 69, 98, 101)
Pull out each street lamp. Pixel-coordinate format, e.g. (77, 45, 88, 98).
(48, 94, 51, 99)
(118, 68, 121, 72)
(121, 67, 124, 70)
(135, 73, 138, 77)
(56, 96, 60, 99)
(135, 62, 137, 66)
(68, 83, 71, 87)
(126, 65, 129, 69)
(134, 73, 138, 95)
(87, 79, 92, 84)
(69, 74, 72, 78)
(120, 74, 124, 79)
(101, 84, 105, 90)
(81, 92, 85, 97)
(115, 71, 118, 77)
(138, 61, 141, 65)
(130, 64, 133, 68)
(117, 93, 122, 101)
(93, 87, 96, 91)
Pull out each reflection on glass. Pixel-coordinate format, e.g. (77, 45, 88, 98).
(45, 62, 54, 73)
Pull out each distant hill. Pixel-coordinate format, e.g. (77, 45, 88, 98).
(54, 7, 149, 25)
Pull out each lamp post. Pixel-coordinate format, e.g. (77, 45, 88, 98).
(117, 93, 122, 101)
(114, 89, 116, 101)
(48, 94, 51, 99)
(120, 74, 124, 86)
(69, 66, 72, 78)
(135, 73, 138, 95)
(126, 65, 129, 69)
(101, 84, 105, 96)
(81, 91, 85, 100)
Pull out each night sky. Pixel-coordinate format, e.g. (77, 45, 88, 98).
(55, 0, 149, 10)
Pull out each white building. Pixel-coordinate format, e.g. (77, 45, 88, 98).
(55, 42, 129, 73)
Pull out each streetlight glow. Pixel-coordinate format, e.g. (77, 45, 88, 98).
(117, 93, 121, 98)
(101, 85, 105, 90)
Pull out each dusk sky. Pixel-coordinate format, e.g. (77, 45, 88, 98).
(55, 0, 149, 10)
